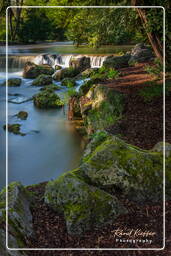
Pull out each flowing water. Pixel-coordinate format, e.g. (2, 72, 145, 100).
(0, 42, 132, 189)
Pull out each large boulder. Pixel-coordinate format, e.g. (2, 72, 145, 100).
(2, 78, 22, 87)
(70, 56, 90, 72)
(23, 62, 54, 78)
(80, 85, 125, 134)
(44, 171, 126, 235)
(103, 54, 131, 69)
(79, 131, 164, 202)
(32, 74, 52, 86)
(0, 182, 33, 254)
(52, 67, 80, 81)
(33, 90, 64, 108)
(128, 43, 154, 65)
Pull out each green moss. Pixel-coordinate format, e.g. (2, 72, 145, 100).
(17, 111, 28, 120)
(61, 78, 76, 87)
(33, 90, 64, 108)
(32, 74, 52, 86)
(80, 134, 163, 202)
(3, 124, 25, 136)
(2, 78, 22, 87)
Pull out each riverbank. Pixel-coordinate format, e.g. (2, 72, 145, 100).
(0, 43, 170, 255)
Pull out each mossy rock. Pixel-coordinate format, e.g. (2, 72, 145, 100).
(32, 74, 52, 86)
(2, 78, 22, 87)
(53, 67, 80, 81)
(82, 85, 125, 134)
(70, 56, 90, 72)
(61, 78, 76, 87)
(33, 90, 64, 109)
(3, 124, 25, 136)
(23, 62, 54, 78)
(45, 171, 126, 235)
(39, 84, 61, 92)
(103, 54, 131, 69)
(81, 68, 98, 78)
(0, 182, 33, 252)
(79, 79, 94, 96)
(79, 132, 164, 202)
(55, 65, 62, 70)
(16, 111, 28, 120)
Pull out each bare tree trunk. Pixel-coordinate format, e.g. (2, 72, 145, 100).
(136, 8, 163, 62)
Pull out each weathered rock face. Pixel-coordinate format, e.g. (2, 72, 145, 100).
(80, 85, 125, 134)
(33, 90, 64, 109)
(68, 96, 81, 121)
(80, 131, 164, 202)
(2, 78, 22, 87)
(128, 43, 154, 65)
(103, 54, 131, 69)
(52, 67, 80, 81)
(70, 56, 90, 72)
(45, 171, 126, 235)
(23, 62, 54, 78)
(0, 182, 33, 254)
(32, 74, 52, 86)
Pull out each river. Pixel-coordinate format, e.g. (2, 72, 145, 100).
(0, 42, 132, 189)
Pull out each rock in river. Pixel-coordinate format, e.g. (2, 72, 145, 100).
(23, 62, 54, 78)
(33, 90, 64, 108)
(3, 123, 26, 136)
(32, 74, 52, 86)
(16, 111, 28, 120)
(1, 78, 22, 87)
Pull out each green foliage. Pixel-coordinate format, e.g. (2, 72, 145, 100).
(138, 81, 171, 102)
(90, 66, 120, 81)
(33, 90, 64, 108)
(61, 78, 76, 88)
(144, 58, 163, 79)
(62, 67, 80, 78)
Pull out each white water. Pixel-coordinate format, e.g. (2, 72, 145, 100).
(0, 54, 108, 73)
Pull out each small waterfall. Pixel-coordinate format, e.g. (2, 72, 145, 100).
(0, 54, 108, 73)
(0, 55, 36, 72)
(34, 54, 73, 68)
(33, 54, 107, 69)
(90, 56, 107, 68)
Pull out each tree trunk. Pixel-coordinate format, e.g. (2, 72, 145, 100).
(136, 8, 163, 62)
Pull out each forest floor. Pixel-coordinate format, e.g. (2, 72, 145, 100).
(26, 63, 171, 255)
(105, 63, 171, 149)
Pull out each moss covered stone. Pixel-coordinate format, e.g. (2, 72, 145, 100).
(0, 182, 33, 252)
(45, 171, 126, 235)
(23, 62, 54, 78)
(79, 132, 164, 202)
(53, 67, 80, 81)
(103, 54, 131, 69)
(2, 78, 22, 87)
(33, 90, 64, 108)
(3, 124, 25, 136)
(81, 85, 125, 134)
(17, 111, 28, 120)
(61, 78, 76, 87)
(39, 84, 61, 92)
(32, 74, 52, 86)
